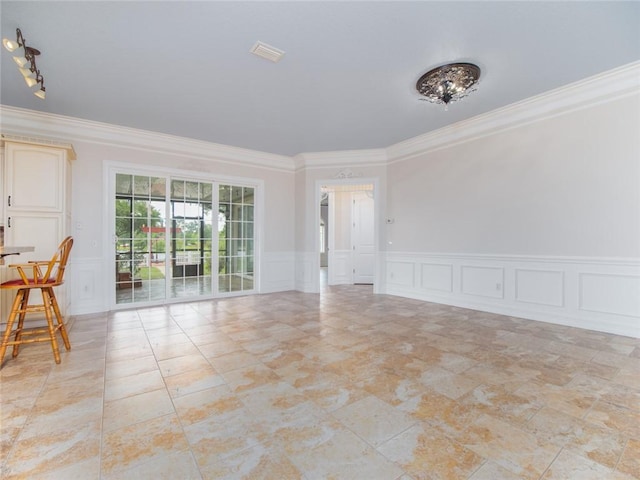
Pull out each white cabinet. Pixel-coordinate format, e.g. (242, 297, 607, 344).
(1, 137, 75, 321)
(5, 143, 66, 212)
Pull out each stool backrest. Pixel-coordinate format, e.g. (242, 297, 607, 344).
(44, 236, 74, 284)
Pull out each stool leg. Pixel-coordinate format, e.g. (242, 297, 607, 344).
(12, 289, 30, 358)
(48, 287, 70, 351)
(41, 288, 61, 364)
(0, 290, 24, 366)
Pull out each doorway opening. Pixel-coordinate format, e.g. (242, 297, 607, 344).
(318, 182, 376, 290)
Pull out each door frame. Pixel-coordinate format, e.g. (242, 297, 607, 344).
(314, 177, 379, 293)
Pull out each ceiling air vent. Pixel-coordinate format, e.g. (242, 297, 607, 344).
(250, 41, 285, 63)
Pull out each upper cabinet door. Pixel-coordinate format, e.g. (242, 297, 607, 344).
(4, 142, 66, 213)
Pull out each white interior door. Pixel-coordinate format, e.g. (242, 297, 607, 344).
(352, 191, 375, 284)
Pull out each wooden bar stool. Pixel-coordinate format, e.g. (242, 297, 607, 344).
(0, 236, 73, 367)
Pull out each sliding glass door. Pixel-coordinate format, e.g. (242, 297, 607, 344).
(115, 174, 167, 304)
(113, 171, 256, 307)
(218, 185, 254, 293)
(170, 179, 213, 299)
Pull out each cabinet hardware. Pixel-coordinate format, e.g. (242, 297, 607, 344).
(7, 217, 10, 228)
(7, 195, 11, 207)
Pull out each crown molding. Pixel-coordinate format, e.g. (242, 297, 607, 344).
(0, 105, 295, 172)
(387, 61, 640, 163)
(294, 148, 388, 171)
(1, 62, 637, 171)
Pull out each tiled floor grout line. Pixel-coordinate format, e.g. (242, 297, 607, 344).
(537, 446, 566, 480)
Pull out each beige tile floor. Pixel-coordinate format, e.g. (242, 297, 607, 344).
(1, 285, 639, 479)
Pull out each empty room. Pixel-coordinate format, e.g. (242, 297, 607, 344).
(0, 1, 639, 479)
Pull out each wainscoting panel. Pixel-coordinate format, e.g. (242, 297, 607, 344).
(261, 252, 295, 293)
(579, 273, 640, 318)
(382, 253, 640, 337)
(515, 269, 565, 307)
(67, 257, 107, 316)
(386, 261, 415, 288)
(420, 263, 453, 293)
(330, 250, 353, 285)
(295, 251, 318, 293)
(461, 265, 504, 299)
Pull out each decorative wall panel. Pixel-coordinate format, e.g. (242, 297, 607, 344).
(515, 269, 564, 307)
(579, 273, 640, 318)
(420, 263, 453, 293)
(262, 252, 295, 293)
(461, 265, 504, 299)
(387, 261, 415, 288)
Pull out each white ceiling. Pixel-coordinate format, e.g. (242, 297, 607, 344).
(1, 1, 639, 157)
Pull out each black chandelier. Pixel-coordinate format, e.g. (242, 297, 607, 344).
(2, 28, 46, 99)
(416, 62, 480, 107)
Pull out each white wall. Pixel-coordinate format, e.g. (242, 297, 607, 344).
(386, 94, 640, 257)
(383, 71, 640, 337)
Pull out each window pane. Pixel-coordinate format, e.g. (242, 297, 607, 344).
(116, 174, 132, 195)
(185, 181, 199, 201)
(219, 275, 230, 292)
(219, 185, 231, 203)
(231, 204, 243, 220)
(133, 200, 148, 217)
(133, 218, 147, 235)
(150, 177, 165, 198)
(243, 205, 254, 221)
(171, 180, 185, 200)
(134, 176, 149, 196)
(201, 183, 212, 201)
(243, 187, 255, 205)
(231, 186, 243, 203)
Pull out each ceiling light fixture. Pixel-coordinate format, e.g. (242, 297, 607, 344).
(2, 28, 46, 99)
(416, 62, 480, 109)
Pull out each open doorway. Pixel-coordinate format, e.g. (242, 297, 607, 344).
(319, 182, 376, 289)
(320, 192, 329, 289)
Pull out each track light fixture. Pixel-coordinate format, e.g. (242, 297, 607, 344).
(2, 28, 46, 99)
